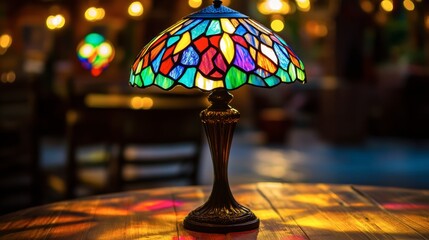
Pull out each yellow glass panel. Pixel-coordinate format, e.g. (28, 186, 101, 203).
(249, 47, 257, 59)
(231, 19, 240, 27)
(221, 19, 236, 34)
(261, 34, 273, 46)
(261, 44, 278, 64)
(174, 32, 191, 54)
(196, 72, 224, 90)
(220, 33, 235, 64)
(136, 60, 143, 74)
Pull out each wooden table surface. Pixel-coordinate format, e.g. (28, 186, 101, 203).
(1, 182, 428, 239)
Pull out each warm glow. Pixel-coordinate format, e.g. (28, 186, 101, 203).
(271, 19, 285, 32)
(403, 0, 415, 11)
(223, 0, 231, 6)
(0, 34, 12, 49)
(85, 7, 105, 21)
(305, 21, 328, 38)
(296, 0, 311, 12)
(360, 0, 374, 13)
(426, 16, 429, 29)
(130, 96, 153, 109)
(381, 0, 394, 12)
(1, 71, 16, 83)
(188, 0, 202, 8)
(128, 1, 144, 17)
(46, 14, 65, 30)
(258, 0, 290, 15)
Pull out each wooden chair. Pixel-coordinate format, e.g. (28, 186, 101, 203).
(65, 92, 205, 197)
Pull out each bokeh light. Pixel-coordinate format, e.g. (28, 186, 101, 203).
(360, 0, 374, 13)
(46, 14, 66, 30)
(84, 7, 105, 21)
(380, 0, 394, 12)
(258, 0, 290, 15)
(128, 1, 144, 17)
(296, 0, 311, 12)
(188, 0, 202, 9)
(403, 0, 415, 11)
(271, 18, 285, 32)
(77, 33, 115, 77)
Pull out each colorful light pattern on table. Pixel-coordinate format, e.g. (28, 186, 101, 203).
(77, 33, 115, 77)
(129, 10, 306, 91)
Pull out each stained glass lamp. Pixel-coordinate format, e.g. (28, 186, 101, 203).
(129, 0, 306, 233)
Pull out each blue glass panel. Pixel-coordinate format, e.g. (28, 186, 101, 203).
(207, 20, 221, 36)
(234, 44, 255, 72)
(167, 36, 180, 47)
(235, 25, 247, 36)
(255, 68, 271, 78)
(178, 68, 197, 88)
(152, 48, 165, 72)
(244, 34, 258, 48)
(175, 19, 202, 35)
(274, 43, 290, 69)
(129, 70, 135, 85)
(191, 20, 209, 40)
(248, 74, 266, 87)
(265, 76, 281, 87)
(169, 65, 185, 80)
(240, 20, 259, 36)
(181, 46, 199, 66)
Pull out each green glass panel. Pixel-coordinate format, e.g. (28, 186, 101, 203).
(207, 20, 221, 36)
(265, 76, 280, 87)
(135, 75, 143, 87)
(299, 59, 305, 70)
(225, 66, 247, 89)
(167, 36, 180, 47)
(141, 66, 155, 86)
(155, 74, 174, 89)
(288, 63, 297, 82)
(297, 68, 305, 81)
(178, 68, 197, 88)
(276, 68, 292, 83)
(248, 74, 266, 87)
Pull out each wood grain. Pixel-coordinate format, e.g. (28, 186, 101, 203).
(0, 183, 428, 239)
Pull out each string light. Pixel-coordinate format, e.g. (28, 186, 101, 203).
(296, 0, 311, 12)
(403, 0, 415, 11)
(188, 0, 202, 8)
(46, 14, 66, 30)
(128, 1, 144, 17)
(85, 7, 105, 21)
(380, 0, 393, 12)
(270, 16, 285, 32)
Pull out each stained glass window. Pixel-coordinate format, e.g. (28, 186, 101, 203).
(129, 7, 306, 91)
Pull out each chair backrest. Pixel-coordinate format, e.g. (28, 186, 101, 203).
(111, 95, 205, 191)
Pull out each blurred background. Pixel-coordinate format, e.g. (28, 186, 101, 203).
(1, 0, 428, 214)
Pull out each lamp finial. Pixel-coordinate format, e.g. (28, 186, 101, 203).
(213, 0, 222, 8)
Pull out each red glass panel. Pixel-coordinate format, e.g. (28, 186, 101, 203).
(143, 55, 149, 68)
(162, 46, 175, 61)
(132, 58, 140, 72)
(160, 57, 174, 75)
(231, 35, 248, 48)
(200, 47, 217, 75)
(150, 34, 167, 51)
(194, 37, 209, 53)
(209, 35, 221, 48)
(210, 71, 223, 79)
(150, 41, 166, 61)
(290, 55, 300, 68)
(214, 53, 227, 72)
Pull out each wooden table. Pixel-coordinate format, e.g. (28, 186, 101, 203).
(1, 183, 428, 239)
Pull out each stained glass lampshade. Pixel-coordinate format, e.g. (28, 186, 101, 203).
(129, 0, 306, 233)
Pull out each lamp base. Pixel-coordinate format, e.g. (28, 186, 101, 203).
(184, 205, 259, 233)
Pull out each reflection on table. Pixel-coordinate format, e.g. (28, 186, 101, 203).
(1, 182, 428, 239)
